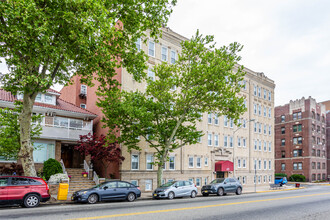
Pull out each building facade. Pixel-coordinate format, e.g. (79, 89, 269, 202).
(275, 97, 327, 182)
(0, 88, 97, 170)
(60, 27, 275, 192)
(321, 100, 330, 179)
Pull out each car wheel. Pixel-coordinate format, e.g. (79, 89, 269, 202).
(168, 191, 175, 200)
(217, 188, 224, 196)
(127, 192, 136, 202)
(190, 191, 197, 198)
(87, 194, 98, 204)
(236, 187, 242, 195)
(23, 194, 40, 208)
(202, 193, 209, 197)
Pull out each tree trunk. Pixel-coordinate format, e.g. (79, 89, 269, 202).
(157, 163, 163, 187)
(18, 93, 37, 177)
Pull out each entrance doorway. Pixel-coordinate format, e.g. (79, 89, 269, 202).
(61, 144, 84, 168)
(216, 172, 225, 178)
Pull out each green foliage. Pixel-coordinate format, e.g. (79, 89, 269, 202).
(0, 0, 176, 175)
(289, 174, 306, 182)
(99, 30, 246, 186)
(0, 104, 42, 160)
(275, 173, 287, 177)
(43, 158, 63, 181)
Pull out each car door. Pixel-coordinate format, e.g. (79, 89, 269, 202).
(222, 178, 231, 192)
(184, 181, 192, 196)
(116, 182, 131, 199)
(99, 182, 118, 200)
(0, 177, 9, 204)
(7, 177, 31, 203)
(172, 182, 183, 197)
(229, 178, 238, 192)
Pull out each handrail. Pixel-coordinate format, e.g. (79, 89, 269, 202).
(83, 160, 90, 179)
(93, 171, 99, 185)
(60, 159, 69, 184)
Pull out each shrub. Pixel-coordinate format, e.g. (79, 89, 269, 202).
(289, 174, 306, 182)
(275, 173, 287, 177)
(43, 159, 63, 180)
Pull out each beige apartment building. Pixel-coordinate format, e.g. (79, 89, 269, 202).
(119, 28, 276, 192)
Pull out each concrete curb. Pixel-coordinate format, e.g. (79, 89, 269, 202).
(256, 187, 306, 193)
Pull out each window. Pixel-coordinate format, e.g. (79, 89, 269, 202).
(237, 137, 241, 147)
(269, 175, 272, 183)
(293, 137, 303, 145)
(312, 111, 315, 119)
(317, 113, 320, 121)
(312, 162, 315, 169)
(298, 163, 302, 170)
(293, 149, 302, 157)
(135, 38, 141, 51)
(148, 41, 155, 56)
(264, 89, 267, 99)
(281, 163, 285, 170)
(258, 160, 261, 170)
(268, 91, 271, 101)
(269, 125, 272, 136)
(214, 114, 219, 125)
(281, 151, 285, 158)
(161, 46, 168, 61)
(281, 115, 285, 122)
(224, 115, 228, 127)
(254, 122, 257, 132)
(264, 160, 267, 170)
(269, 160, 271, 170)
(263, 107, 266, 117)
(33, 142, 55, 163)
(224, 136, 228, 147)
(146, 154, 153, 170)
(322, 163, 326, 169)
(214, 135, 219, 147)
(131, 180, 138, 187)
(254, 104, 257, 114)
(264, 175, 267, 183)
(204, 157, 208, 166)
(189, 157, 194, 168)
(208, 134, 212, 146)
(281, 139, 285, 146)
(281, 127, 285, 134)
(169, 156, 175, 170)
(230, 119, 233, 128)
(243, 119, 246, 128)
(80, 104, 86, 109)
(44, 94, 53, 104)
(258, 123, 261, 133)
(293, 124, 302, 132)
(148, 68, 155, 81)
(268, 108, 271, 118)
(258, 105, 261, 115)
(237, 159, 241, 168)
(204, 177, 208, 185)
(197, 136, 202, 143)
(145, 179, 152, 191)
(229, 136, 233, 147)
(170, 50, 176, 64)
(0, 178, 8, 186)
(264, 124, 267, 134)
(264, 141, 267, 151)
(208, 113, 212, 124)
(131, 154, 139, 170)
(254, 140, 257, 150)
(293, 162, 302, 170)
(35, 93, 42, 102)
(258, 175, 261, 183)
(196, 178, 201, 187)
(254, 85, 257, 96)
(80, 85, 87, 95)
(312, 149, 316, 156)
(243, 159, 246, 168)
(258, 87, 261, 97)
(317, 150, 320, 157)
(196, 157, 201, 168)
(269, 142, 272, 152)
(243, 138, 246, 148)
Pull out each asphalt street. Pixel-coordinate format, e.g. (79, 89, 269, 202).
(1, 185, 330, 220)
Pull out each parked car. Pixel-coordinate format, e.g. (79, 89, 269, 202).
(152, 180, 198, 199)
(201, 178, 242, 196)
(274, 177, 287, 186)
(71, 180, 141, 204)
(0, 176, 50, 208)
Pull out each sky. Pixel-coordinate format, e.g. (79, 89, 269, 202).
(1, 0, 329, 106)
(167, 0, 330, 106)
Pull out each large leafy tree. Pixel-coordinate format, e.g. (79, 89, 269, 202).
(0, 104, 42, 160)
(0, 0, 176, 176)
(100, 31, 247, 186)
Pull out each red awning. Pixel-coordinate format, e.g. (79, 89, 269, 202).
(215, 160, 233, 172)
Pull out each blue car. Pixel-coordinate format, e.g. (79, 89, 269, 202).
(72, 180, 141, 204)
(274, 177, 287, 186)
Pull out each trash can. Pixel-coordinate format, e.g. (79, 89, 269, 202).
(57, 183, 69, 200)
(295, 183, 300, 188)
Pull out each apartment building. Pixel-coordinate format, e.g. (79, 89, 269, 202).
(60, 27, 275, 191)
(275, 97, 327, 182)
(321, 100, 330, 179)
(0, 88, 97, 170)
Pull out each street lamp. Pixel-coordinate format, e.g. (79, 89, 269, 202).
(232, 119, 255, 178)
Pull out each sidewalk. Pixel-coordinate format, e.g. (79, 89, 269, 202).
(44, 184, 303, 206)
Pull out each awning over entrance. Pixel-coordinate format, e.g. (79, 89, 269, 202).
(215, 160, 233, 172)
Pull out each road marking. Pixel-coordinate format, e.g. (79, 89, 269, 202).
(68, 192, 330, 220)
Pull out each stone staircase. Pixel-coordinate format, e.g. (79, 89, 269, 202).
(66, 168, 97, 196)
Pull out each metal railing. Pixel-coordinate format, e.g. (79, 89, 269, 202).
(93, 171, 99, 185)
(83, 160, 90, 179)
(60, 159, 69, 184)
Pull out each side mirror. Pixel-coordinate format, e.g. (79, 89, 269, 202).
(175, 185, 178, 188)
(224, 182, 227, 184)
(103, 186, 108, 190)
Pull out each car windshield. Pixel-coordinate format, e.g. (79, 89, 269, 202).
(93, 182, 108, 188)
(275, 177, 283, 180)
(160, 181, 176, 187)
(210, 178, 225, 184)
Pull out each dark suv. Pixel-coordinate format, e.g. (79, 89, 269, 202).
(201, 178, 242, 196)
(0, 176, 50, 208)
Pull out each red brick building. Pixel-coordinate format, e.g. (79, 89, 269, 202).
(275, 97, 327, 182)
(321, 100, 330, 180)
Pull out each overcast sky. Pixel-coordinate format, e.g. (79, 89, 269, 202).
(1, 1, 329, 106)
(167, 0, 330, 106)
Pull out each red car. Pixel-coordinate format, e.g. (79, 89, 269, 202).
(0, 176, 50, 208)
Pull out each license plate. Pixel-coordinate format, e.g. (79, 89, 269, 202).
(204, 190, 208, 193)
(71, 196, 74, 200)
(153, 194, 157, 196)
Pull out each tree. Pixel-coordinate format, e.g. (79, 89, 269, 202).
(0, 104, 41, 161)
(75, 133, 124, 178)
(99, 31, 247, 186)
(0, 0, 176, 176)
